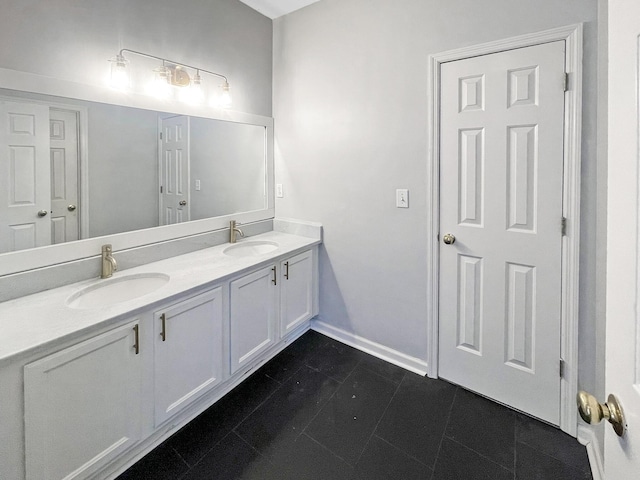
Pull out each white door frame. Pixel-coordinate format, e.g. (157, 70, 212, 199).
(426, 24, 583, 436)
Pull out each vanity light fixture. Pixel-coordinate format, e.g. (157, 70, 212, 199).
(109, 48, 232, 107)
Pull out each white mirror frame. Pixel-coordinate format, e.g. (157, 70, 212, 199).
(0, 67, 274, 276)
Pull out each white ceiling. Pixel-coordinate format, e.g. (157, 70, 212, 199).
(239, 0, 321, 19)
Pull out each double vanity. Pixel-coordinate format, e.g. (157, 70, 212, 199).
(0, 224, 321, 480)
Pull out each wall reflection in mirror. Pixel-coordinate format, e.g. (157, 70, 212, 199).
(0, 90, 267, 254)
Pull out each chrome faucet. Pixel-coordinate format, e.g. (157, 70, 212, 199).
(230, 220, 245, 243)
(101, 244, 118, 279)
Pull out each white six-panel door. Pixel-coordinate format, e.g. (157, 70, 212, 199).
(160, 115, 190, 225)
(0, 101, 50, 253)
(605, 0, 640, 475)
(49, 108, 79, 244)
(438, 41, 566, 424)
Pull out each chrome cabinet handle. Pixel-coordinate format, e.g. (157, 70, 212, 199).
(160, 313, 167, 341)
(133, 324, 140, 354)
(284, 261, 290, 280)
(272, 266, 277, 285)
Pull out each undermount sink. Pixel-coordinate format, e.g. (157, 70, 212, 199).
(66, 273, 170, 309)
(223, 240, 279, 257)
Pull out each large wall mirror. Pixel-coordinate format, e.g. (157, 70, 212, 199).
(0, 68, 274, 276)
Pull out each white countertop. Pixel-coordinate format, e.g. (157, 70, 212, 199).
(0, 231, 320, 365)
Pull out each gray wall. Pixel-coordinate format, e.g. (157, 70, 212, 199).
(273, 0, 600, 397)
(0, 0, 272, 116)
(190, 118, 266, 219)
(88, 103, 159, 237)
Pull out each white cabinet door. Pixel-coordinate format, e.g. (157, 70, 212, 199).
(153, 288, 224, 426)
(24, 321, 142, 480)
(230, 265, 277, 374)
(280, 250, 314, 336)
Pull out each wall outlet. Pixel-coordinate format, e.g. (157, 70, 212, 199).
(276, 183, 284, 198)
(396, 189, 409, 208)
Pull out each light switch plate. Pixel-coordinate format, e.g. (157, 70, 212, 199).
(195, 179, 201, 191)
(396, 189, 409, 208)
(276, 184, 284, 198)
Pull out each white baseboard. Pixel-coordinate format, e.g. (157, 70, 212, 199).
(577, 425, 604, 480)
(311, 320, 429, 376)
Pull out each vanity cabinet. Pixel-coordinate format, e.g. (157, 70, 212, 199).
(229, 249, 316, 374)
(280, 250, 314, 337)
(153, 287, 225, 426)
(230, 265, 278, 374)
(23, 320, 143, 480)
(6, 233, 320, 480)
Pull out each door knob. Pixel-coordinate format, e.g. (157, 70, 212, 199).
(577, 391, 626, 436)
(67, 204, 77, 211)
(179, 200, 187, 206)
(443, 233, 456, 245)
(37, 210, 48, 217)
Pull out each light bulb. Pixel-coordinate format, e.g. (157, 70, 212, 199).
(219, 81, 232, 108)
(109, 54, 129, 90)
(180, 72, 205, 105)
(147, 65, 172, 99)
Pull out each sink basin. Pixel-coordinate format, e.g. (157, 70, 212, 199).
(67, 273, 170, 309)
(223, 240, 279, 257)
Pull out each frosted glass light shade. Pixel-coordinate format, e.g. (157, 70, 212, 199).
(219, 81, 232, 108)
(147, 66, 172, 99)
(109, 54, 129, 90)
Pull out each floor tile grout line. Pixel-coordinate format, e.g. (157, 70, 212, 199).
(430, 385, 459, 474)
(262, 372, 284, 385)
(371, 433, 433, 469)
(357, 359, 406, 386)
(177, 371, 294, 472)
(230, 367, 303, 433)
(515, 439, 594, 477)
(178, 432, 229, 474)
(300, 363, 360, 439)
(178, 431, 275, 480)
(301, 431, 355, 470)
(300, 359, 402, 467)
(170, 445, 193, 470)
(231, 430, 276, 465)
(352, 370, 407, 467)
(516, 436, 592, 473)
(444, 435, 516, 474)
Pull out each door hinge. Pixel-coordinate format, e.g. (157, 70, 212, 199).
(159, 132, 163, 140)
(160, 185, 163, 194)
(561, 217, 567, 236)
(559, 359, 565, 378)
(563, 72, 569, 92)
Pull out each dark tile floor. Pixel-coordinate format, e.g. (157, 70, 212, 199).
(117, 330, 593, 480)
